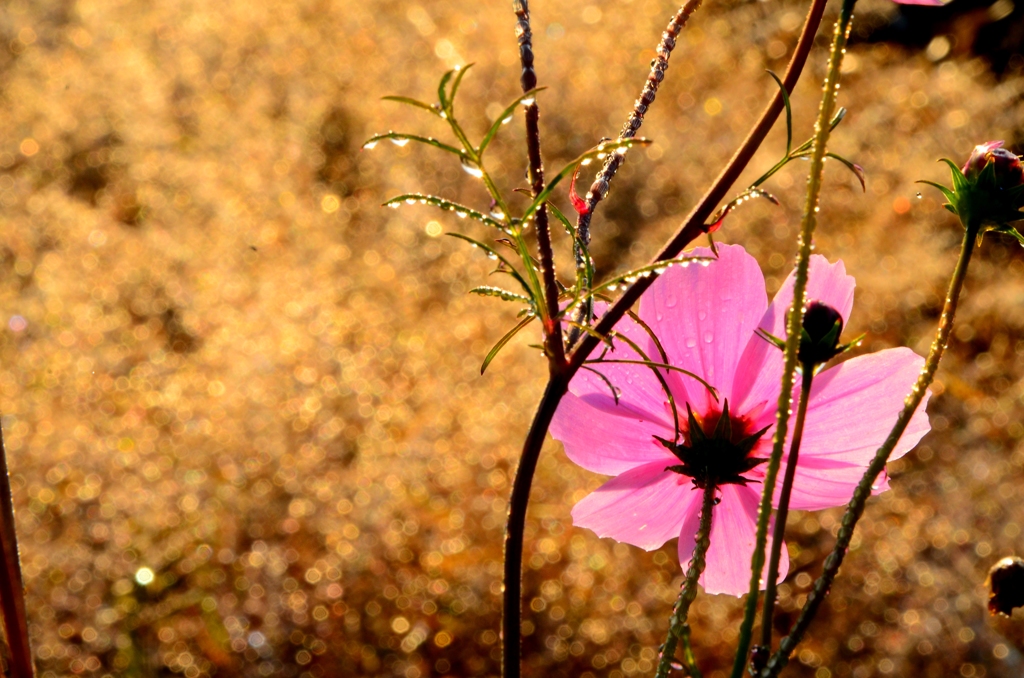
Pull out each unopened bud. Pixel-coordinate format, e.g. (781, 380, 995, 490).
(987, 556, 1024, 616)
(799, 301, 844, 368)
(962, 141, 1024, 189)
(922, 141, 1024, 236)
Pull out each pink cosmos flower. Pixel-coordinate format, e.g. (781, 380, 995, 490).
(551, 244, 930, 595)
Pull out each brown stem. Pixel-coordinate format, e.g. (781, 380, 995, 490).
(501, 376, 568, 678)
(514, 0, 565, 370)
(500, 1, 827, 675)
(0, 424, 33, 677)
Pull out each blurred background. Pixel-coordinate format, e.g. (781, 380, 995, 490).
(3, 0, 1024, 676)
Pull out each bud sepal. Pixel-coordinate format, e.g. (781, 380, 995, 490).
(920, 141, 1024, 241)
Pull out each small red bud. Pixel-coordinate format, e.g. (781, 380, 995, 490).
(962, 141, 1024, 189)
(569, 163, 590, 215)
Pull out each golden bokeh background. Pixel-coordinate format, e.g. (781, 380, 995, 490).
(3, 0, 1024, 676)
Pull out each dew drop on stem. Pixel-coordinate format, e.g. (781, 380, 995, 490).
(461, 156, 484, 178)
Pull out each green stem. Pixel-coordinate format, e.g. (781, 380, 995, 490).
(760, 369, 814, 654)
(655, 484, 715, 678)
(730, 1, 857, 675)
(760, 225, 978, 677)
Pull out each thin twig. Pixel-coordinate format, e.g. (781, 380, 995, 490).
(514, 0, 565, 371)
(731, 1, 857, 674)
(577, 0, 704, 240)
(569, 0, 704, 345)
(501, 2, 827, 674)
(0, 423, 34, 677)
(761, 225, 979, 677)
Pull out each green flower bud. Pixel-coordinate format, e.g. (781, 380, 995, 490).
(798, 301, 843, 368)
(921, 141, 1024, 240)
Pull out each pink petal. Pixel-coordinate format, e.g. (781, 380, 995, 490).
(731, 255, 856, 417)
(556, 304, 678, 475)
(639, 243, 768, 412)
(677, 484, 788, 596)
(782, 347, 929, 511)
(775, 457, 881, 511)
(573, 462, 702, 550)
(552, 391, 676, 475)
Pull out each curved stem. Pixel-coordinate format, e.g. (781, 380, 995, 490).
(761, 225, 979, 677)
(760, 370, 814, 654)
(502, 377, 569, 678)
(730, 1, 856, 674)
(655, 484, 716, 678)
(0, 423, 33, 677)
(514, 0, 565, 370)
(500, 2, 827, 674)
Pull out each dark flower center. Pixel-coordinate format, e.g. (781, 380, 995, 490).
(655, 400, 771, 489)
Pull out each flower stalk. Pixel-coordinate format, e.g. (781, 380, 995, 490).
(760, 223, 980, 677)
(759, 369, 814, 654)
(655, 484, 715, 678)
(731, 0, 857, 674)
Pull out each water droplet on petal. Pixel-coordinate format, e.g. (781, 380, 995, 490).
(685, 337, 697, 348)
(703, 331, 714, 343)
